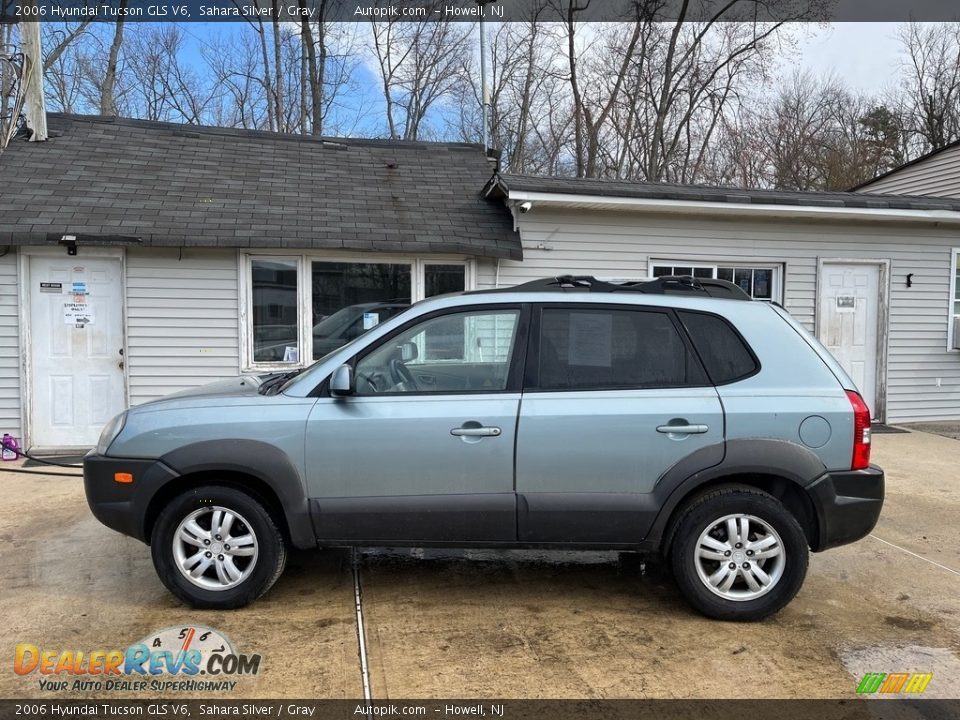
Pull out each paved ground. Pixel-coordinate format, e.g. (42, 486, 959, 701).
(899, 421, 960, 441)
(0, 430, 958, 700)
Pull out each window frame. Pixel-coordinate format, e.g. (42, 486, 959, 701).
(337, 303, 531, 397)
(649, 260, 784, 302)
(949, 248, 960, 352)
(676, 308, 762, 385)
(522, 303, 711, 393)
(239, 252, 475, 372)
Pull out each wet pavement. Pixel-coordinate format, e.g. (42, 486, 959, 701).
(0, 429, 958, 699)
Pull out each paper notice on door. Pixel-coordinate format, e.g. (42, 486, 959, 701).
(836, 295, 856, 313)
(63, 302, 94, 325)
(567, 312, 613, 367)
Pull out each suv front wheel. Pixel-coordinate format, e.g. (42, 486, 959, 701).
(151, 485, 287, 609)
(669, 486, 808, 621)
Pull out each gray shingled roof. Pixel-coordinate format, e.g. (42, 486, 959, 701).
(0, 114, 522, 260)
(487, 173, 960, 212)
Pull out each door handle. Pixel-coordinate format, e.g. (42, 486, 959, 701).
(656, 423, 708, 434)
(450, 426, 501, 437)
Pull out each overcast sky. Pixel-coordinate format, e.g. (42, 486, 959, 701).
(794, 22, 903, 94)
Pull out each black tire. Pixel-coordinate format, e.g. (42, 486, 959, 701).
(669, 485, 808, 621)
(151, 485, 287, 609)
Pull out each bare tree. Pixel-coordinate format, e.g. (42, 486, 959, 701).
(43, 20, 91, 71)
(124, 25, 216, 124)
(371, 14, 473, 140)
(895, 22, 960, 153)
(100, 0, 126, 115)
(205, 30, 270, 129)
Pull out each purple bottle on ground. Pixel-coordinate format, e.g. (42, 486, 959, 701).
(1, 433, 19, 461)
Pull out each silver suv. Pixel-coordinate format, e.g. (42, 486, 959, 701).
(84, 276, 884, 621)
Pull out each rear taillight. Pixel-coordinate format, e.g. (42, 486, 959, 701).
(846, 390, 871, 470)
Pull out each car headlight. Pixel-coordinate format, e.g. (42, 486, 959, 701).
(96, 412, 127, 456)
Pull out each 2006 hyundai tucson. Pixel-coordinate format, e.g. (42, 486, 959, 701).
(84, 275, 884, 621)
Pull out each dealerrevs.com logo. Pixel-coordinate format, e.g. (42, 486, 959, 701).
(14, 625, 261, 693)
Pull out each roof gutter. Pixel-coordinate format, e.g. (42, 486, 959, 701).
(503, 190, 960, 226)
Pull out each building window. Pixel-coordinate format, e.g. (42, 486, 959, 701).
(425, 264, 467, 298)
(651, 262, 781, 301)
(950, 249, 960, 351)
(312, 262, 412, 360)
(243, 255, 471, 370)
(251, 258, 299, 363)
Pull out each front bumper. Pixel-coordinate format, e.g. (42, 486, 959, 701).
(806, 464, 885, 552)
(83, 452, 179, 543)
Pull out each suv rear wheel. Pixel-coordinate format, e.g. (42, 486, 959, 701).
(151, 485, 287, 609)
(669, 486, 808, 621)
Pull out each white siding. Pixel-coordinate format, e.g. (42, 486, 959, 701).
(860, 144, 960, 198)
(126, 248, 240, 405)
(478, 209, 960, 423)
(0, 250, 21, 439)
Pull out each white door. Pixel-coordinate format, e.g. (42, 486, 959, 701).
(818, 262, 881, 418)
(28, 256, 126, 449)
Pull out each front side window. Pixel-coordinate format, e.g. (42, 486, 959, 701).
(535, 308, 707, 390)
(355, 309, 520, 394)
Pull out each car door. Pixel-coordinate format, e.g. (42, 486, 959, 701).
(305, 304, 529, 543)
(515, 303, 725, 545)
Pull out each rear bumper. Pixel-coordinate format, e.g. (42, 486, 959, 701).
(806, 464, 885, 552)
(83, 452, 179, 543)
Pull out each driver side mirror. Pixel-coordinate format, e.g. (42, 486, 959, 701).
(330, 364, 354, 396)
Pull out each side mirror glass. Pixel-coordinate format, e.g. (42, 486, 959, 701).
(399, 342, 418, 363)
(330, 364, 354, 396)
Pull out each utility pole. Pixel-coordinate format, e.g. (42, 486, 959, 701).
(477, 2, 492, 152)
(21, 13, 47, 141)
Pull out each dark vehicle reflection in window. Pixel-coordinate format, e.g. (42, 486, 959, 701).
(313, 301, 409, 357)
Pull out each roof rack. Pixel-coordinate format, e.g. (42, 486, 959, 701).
(470, 275, 752, 301)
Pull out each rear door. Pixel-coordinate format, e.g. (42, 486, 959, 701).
(515, 304, 724, 544)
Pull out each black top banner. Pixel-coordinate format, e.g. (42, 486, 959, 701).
(2, 0, 960, 23)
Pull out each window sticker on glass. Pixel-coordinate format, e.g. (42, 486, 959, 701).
(567, 312, 613, 367)
(363, 312, 380, 330)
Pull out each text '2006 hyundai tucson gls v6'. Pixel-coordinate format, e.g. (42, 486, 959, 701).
(84, 275, 884, 621)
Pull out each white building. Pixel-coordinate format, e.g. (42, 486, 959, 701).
(4, 115, 960, 450)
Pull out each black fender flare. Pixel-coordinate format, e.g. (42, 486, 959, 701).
(155, 440, 315, 549)
(641, 438, 829, 550)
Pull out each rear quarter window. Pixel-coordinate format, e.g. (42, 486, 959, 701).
(678, 310, 759, 384)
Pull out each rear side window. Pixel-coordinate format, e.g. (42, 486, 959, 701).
(678, 311, 758, 384)
(534, 307, 708, 390)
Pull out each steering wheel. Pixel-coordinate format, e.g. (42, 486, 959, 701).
(388, 358, 418, 390)
(355, 370, 381, 393)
